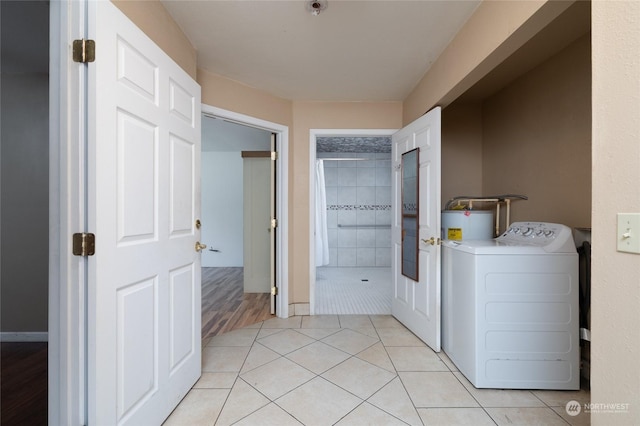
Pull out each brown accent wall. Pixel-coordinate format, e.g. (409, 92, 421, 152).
(441, 103, 483, 207)
(403, 0, 573, 124)
(481, 34, 591, 229)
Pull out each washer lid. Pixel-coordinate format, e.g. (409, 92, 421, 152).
(442, 239, 549, 255)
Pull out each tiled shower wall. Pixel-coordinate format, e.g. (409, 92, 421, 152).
(319, 152, 392, 267)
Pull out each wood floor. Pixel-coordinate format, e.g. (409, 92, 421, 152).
(0, 267, 272, 424)
(1, 342, 48, 425)
(201, 267, 274, 338)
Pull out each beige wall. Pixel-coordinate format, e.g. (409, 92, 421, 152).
(112, 0, 197, 79)
(198, 68, 293, 128)
(403, 0, 573, 124)
(591, 1, 640, 424)
(441, 103, 483, 206)
(482, 34, 591, 230)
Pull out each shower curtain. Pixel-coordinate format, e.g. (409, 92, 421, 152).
(315, 160, 330, 266)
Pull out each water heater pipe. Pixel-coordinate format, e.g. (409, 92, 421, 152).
(444, 194, 527, 236)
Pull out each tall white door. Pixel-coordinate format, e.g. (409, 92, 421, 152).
(243, 157, 271, 293)
(87, 2, 201, 424)
(270, 134, 277, 314)
(391, 107, 442, 351)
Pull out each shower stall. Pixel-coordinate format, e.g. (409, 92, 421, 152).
(314, 137, 392, 314)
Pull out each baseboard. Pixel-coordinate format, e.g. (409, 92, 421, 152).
(0, 332, 48, 342)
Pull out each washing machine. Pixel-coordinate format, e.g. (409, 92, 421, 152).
(442, 222, 579, 390)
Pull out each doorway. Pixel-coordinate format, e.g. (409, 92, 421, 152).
(200, 114, 273, 336)
(201, 105, 289, 327)
(309, 129, 396, 315)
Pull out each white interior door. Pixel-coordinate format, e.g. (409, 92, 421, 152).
(243, 157, 271, 293)
(88, 2, 201, 424)
(270, 134, 277, 314)
(391, 107, 442, 351)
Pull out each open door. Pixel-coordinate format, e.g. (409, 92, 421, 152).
(270, 133, 278, 314)
(391, 107, 442, 351)
(87, 2, 201, 424)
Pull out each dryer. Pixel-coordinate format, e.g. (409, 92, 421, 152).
(442, 222, 579, 390)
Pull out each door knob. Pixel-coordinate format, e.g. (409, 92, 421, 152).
(195, 241, 207, 252)
(421, 237, 441, 246)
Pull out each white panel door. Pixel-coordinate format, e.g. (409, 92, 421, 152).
(391, 107, 442, 351)
(87, 2, 201, 424)
(270, 134, 277, 314)
(243, 157, 271, 293)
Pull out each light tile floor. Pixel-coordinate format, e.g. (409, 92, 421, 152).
(315, 268, 391, 315)
(164, 315, 590, 426)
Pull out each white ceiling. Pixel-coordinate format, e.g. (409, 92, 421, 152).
(161, 0, 481, 102)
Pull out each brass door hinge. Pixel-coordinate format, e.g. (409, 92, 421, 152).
(73, 233, 96, 256)
(271, 286, 278, 296)
(73, 39, 95, 63)
(271, 218, 278, 229)
(271, 151, 278, 161)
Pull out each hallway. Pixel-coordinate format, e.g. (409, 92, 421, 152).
(165, 315, 590, 426)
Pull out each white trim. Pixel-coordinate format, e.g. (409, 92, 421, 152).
(1, 332, 49, 342)
(50, 1, 88, 425)
(202, 105, 290, 318)
(308, 129, 397, 315)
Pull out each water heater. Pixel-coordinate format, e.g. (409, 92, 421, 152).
(441, 210, 494, 240)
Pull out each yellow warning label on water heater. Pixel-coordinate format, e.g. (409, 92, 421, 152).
(447, 228, 463, 240)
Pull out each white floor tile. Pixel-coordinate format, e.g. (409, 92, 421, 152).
(215, 379, 270, 426)
(234, 403, 303, 426)
(241, 357, 315, 400)
(262, 316, 302, 329)
(399, 371, 478, 408)
(276, 377, 363, 426)
(301, 315, 340, 328)
(286, 341, 350, 374)
(192, 372, 237, 389)
(486, 407, 570, 426)
(170, 316, 592, 425)
(454, 372, 546, 408)
(367, 377, 423, 426)
(386, 346, 449, 372)
(417, 407, 496, 426)
(355, 342, 396, 372)
(202, 346, 250, 373)
(322, 357, 396, 399)
(240, 342, 281, 374)
(206, 328, 259, 347)
(335, 402, 407, 426)
(162, 389, 228, 426)
(376, 327, 425, 347)
(296, 328, 341, 340)
(258, 329, 316, 355)
(321, 328, 379, 355)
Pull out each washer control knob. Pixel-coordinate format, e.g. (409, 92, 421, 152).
(544, 230, 555, 237)
(521, 227, 533, 236)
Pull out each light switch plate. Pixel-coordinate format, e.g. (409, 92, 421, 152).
(617, 213, 640, 254)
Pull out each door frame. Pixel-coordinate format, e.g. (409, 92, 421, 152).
(49, 1, 88, 424)
(308, 129, 397, 315)
(202, 104, 289, 319)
